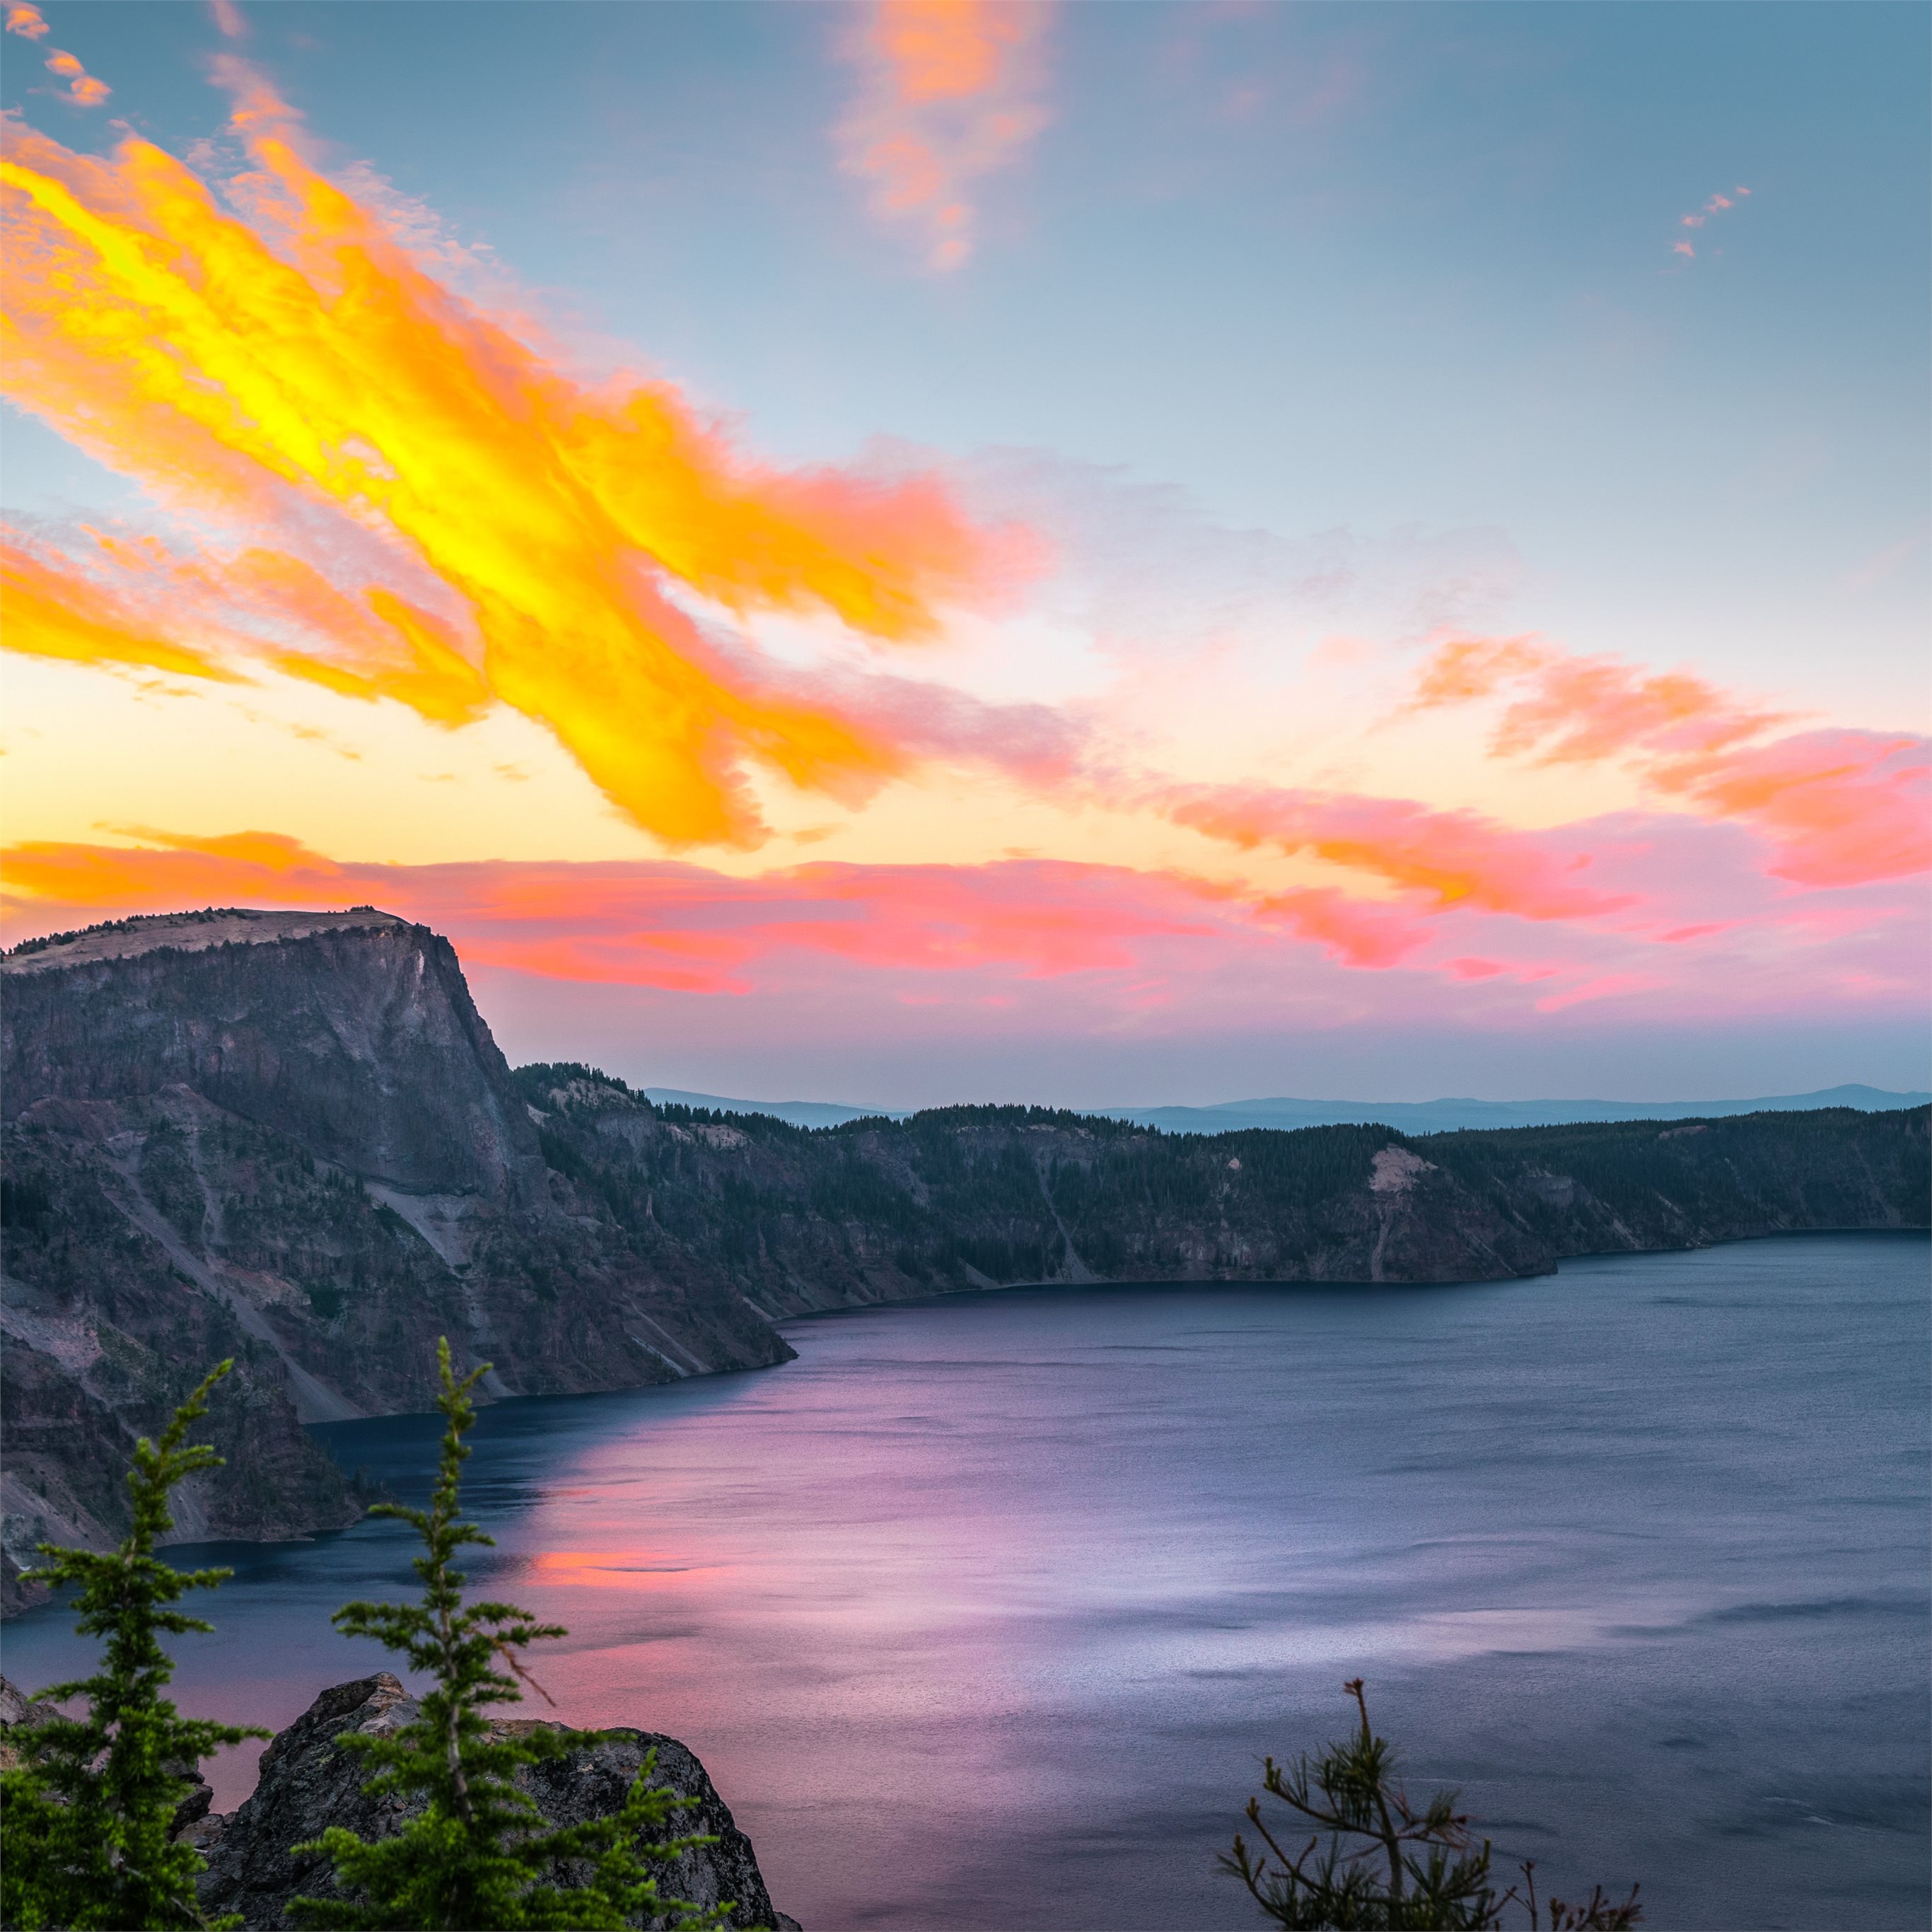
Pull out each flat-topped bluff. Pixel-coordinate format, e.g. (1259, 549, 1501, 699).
(3, 907, 1925, 1615)
(1, 906, 409, 972)
(2, 907, 536, 1200)
(1, 907, 793, 1613)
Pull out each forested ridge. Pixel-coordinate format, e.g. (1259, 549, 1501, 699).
(512, 1062, 1929, 1317)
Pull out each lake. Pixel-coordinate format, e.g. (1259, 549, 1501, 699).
(4, 1234, 1926, 1931)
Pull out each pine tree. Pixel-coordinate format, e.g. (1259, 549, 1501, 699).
(0, 1361, 267, 1932)
(1222, 1680, 1641, 1931)
(290, 1337, 744, 1931)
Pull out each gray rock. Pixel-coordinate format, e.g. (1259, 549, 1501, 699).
(0, 1672, 58, 1730)
(188, 1674, 796, 1930)
(0, 1673, 218, 1832)
(0, 1670, 59, 1767)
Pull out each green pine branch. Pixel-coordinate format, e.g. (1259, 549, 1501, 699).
(0, 1361, 268, 1932)
(1222, 1680, 1641, 1931)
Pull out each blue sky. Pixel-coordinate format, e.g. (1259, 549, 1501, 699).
(4, 1, 1926, 1101)
(14, 1, 1927, 712)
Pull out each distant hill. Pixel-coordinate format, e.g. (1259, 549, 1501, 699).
(644, 1088, 907, 1129)
(1085, 1084, 1932, 1136)
(646, 1083, 1931, 1136)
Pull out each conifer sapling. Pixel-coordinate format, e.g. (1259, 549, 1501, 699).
(1223, 1680, 1641, 1931)
(291, 1337, 744, 1931)
(0, 1361, 267, 1932)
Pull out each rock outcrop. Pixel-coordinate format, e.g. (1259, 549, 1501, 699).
(0, 1671, 793, 1930)
(187, 1674, 793, 1931)
(0, 1671, 60, 1769)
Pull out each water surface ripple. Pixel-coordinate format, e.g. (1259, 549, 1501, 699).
(6, 1235, 1926, 1931)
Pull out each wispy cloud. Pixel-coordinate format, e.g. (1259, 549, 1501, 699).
(41, 47, 107, 105)
(7, 11, 109, 105)
(836, 0, 1052, 272)
(1154, 781, 1631, 921)
(1407, 635, 1929, 887)
(1669, 183, 1750, 261)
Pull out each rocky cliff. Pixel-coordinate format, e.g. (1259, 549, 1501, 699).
(4, 908, 1925, 1612)
(1, 911, 791, 1612)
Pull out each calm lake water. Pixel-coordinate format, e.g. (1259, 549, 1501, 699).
(5, 1234, 1927, 1931)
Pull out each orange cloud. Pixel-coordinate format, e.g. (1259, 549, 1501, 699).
(1412, 634, 1788, 763)
(1649, 730, 1931, 889)
(0, 830, 352, 916)
(837, 0, 1051, 271)
(5, 4, 49, 39)
(6, 830, 1922, 1028)
(0, 833, 1227, 994)
(1408, 636, 1930, 887)
(1, 533, 245, 682)
(0, 88, 1030, 845)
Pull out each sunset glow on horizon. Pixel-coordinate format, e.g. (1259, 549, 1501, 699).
(3, 1, 1926, 1105)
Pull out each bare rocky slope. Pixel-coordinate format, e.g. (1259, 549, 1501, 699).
(4, 907, 1926, 1612)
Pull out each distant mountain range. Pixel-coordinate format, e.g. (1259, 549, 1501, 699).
(644, 1083, 1932, 1136)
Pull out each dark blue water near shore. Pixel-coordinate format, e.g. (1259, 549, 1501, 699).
(6, 1235, 1927, 1931)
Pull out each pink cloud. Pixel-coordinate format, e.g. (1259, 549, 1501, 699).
(3, 829, 1923, 1043)
(1406, 636, 1929, 888)
(4, 2, 48, 37)
(1650, 729, 1931, 888)
(1668, 185, 1750, 259)
(1534, 973, 1666, 1014)
(1157, 781, 1631, 920)
(836, 1, 1052, 271)
(1251, 887, 1433, 969)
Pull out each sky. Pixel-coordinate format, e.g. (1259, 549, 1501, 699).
(2, 0, 1927, 1107)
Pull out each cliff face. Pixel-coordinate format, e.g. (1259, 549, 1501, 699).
(0, 912, 793, 1612)
(5, 908, 1924, 1614)
(2, 911, 542, 1202)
